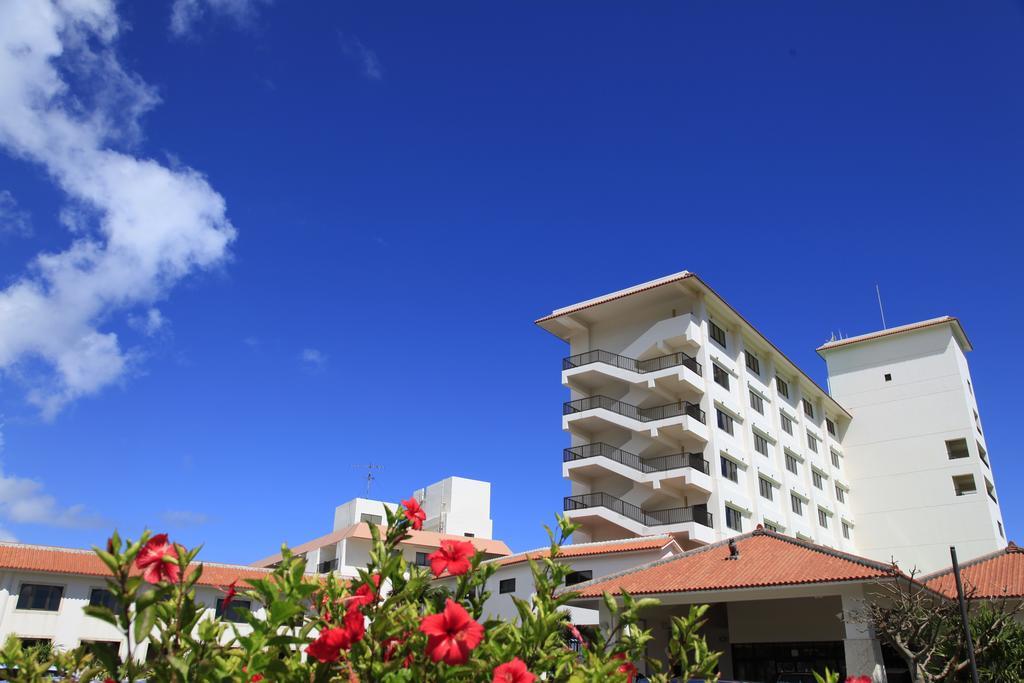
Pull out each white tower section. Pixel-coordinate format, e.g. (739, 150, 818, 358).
(819, 317, 1006, 573)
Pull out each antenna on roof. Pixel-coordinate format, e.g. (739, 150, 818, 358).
(875, 284, 887, 330)
(352, 463, 384, 496)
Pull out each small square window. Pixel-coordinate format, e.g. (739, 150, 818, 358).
(998, 521, 1005, 538)
(716, 409, 734, 436)
(780, 414, 793, 435)
(978, 443, 989, 467)
(802, 399, 814, 419)
(812, 470, 823, 490)
(835, 485, 846, 503)
(884, 373, 892, 382)
(785, 453, 799, 475)
(725, 506, 743, 532)
(842, 522, 851, 539)
(709, 321, 727, 347)
(749, 390, 764, 415)
(415, 552, 430, 567)
(818, 509, 829, 528)
(953, 474, 977, 496)
(945, 439, 970, 460)
(759, 477, 774, 501)
(360, 513, 383, 525)
(565, 570, 593, 586)
(216, 598, 252, 623)
(499, 578, 516, 594)
(764, 522, 779, 532)
(776, 377, 789, 399)
(807, 434, 819, 453)
(720, 456, 738, 482)
(713, 364, 730, 390)
(89, 588, 118, 611)
(831, 450, 841, 469)
(16, 584, 63, 612)
(791, 494, 803, 516)
(826, 418, 836, 436)
(754, 433, 769, 456)
(745, 353, 760, 375)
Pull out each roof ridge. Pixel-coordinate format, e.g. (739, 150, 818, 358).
(921, 542, 1022, 582)
(0, 541, 97, 555)
(494, 535, 672, 561)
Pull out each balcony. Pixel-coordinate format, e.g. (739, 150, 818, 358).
(563, 492, 716, 543)
(562, 395, 708, 442)
(562, 349, 704, 396)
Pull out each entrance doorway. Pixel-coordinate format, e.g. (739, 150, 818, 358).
(731, 641, 845, 682)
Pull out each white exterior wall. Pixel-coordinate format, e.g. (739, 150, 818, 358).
(822, 323, 1005, 573)
(555, 285, 850, 551)
(332, 498, 395, 531)
(0, 570, 264, 658)
(413, 477, 493, 539)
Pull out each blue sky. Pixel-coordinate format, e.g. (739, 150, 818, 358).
(0, 0, 1021, 563)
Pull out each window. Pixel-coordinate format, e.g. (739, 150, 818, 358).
(818, 508, 829, 528)
(945, 439, 970, 460)
(499, 578, 516, 594)
(974, 410, 983, 435)
(842, 522, 851, 539)
(16, 584, 63, 612)
(415, 552, 430, 567)
(464, 532, 475, 538)
(835, 485, 846, 503)
(776, 377, 789, 398)
(968, 379, 973, 395)
(802, 399, 814, 419)
(807, 433, 819, 453)
(998, 521, 1005, 538)
(713, 364, 730, 389)
(720, 456, 738, 482)
(780, 414, 793, 435)
(565, 570, 593, 586)
(759, 477, 774, 501)
(831, 450, 841, 469)
(749, 390, 764, 414)
(791, 494, 804, 516)
(89, 588, 118, 611)
(81, 641, 119, 659)
(709, 321, 726, 347)
(785, 453, 799, 475)
(716, 409, 734, 435)
(985, 478, 997, 503)
(725, 506, 743, 532)
(754, 433, 768, 456)
(18, 638, 51, 650)
(745, 352, 760, 375)
(953, 474, 977, 496)
(764, 522, 779, 532)
(216, 598, 252, 622)
(884, 373, 892, 382)
(826, 418, 836, 436)
(978, 443, 989, 467)
(360, 513, 383, 525)
(812, 470, 824, 490)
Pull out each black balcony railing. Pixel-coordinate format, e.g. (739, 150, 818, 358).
(317, 558, 339, 574)
(563, 442, 709, 475)
(563, 395, 706, 424)
(563, 492, 713, 528)
(563, 349, 701, 375)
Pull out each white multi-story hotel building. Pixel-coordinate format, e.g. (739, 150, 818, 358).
(537, 270, 1006, 573)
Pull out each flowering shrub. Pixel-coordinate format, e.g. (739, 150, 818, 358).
(0, 509, 723, 682)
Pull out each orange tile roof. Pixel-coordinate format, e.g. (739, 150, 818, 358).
(0, 542, 276, 588)
(923, 543, 1024, 599)
(492, 536, 678, 568)
(252, 523, 512, 568)
(816, 316, 972, 354)
(570, 529, 897, 598)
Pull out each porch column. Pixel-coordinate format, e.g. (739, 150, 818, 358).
(841, 587, 887, 682)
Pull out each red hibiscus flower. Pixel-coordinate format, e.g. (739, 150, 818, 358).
(383, 635, 414, 668)
(613, 653, 637, 683)
(135, 534, 180, 584)
(250, 675, 264, 682)
(419, 598, 485, 665)
(348, 574, 381, 610)
(493, 657, 536, 683)
(305, 606, 366, 662)
(402, 497, 426, 530)
(219, 579, 238, 614)
(566, 622, 587, 649)
(428, 540, 476, 577)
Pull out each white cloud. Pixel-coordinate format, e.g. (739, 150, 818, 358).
(160, 509, 210, 528)
(0, 462, 104, 530)
(170, 0, 270, 38)
(0, 190, 32, 237)
(128, 308, 166, 337)
(300, 348, 327, 367)
(340, 34, 383, 81)
(0, 0, 236, 418)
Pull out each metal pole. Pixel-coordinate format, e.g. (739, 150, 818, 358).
(950, 546, 980, 683)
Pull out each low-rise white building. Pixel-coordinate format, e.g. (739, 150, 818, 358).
(0, 541, 273, 659)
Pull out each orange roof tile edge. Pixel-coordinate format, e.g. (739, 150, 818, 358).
(923, 543, 1024, 599)
(0, 542, 277, 588)
(492, 536, 677, 568)
(817, 316, 972, 354)
(567, 529, 901, 598)
(252, 523, 511, 568)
